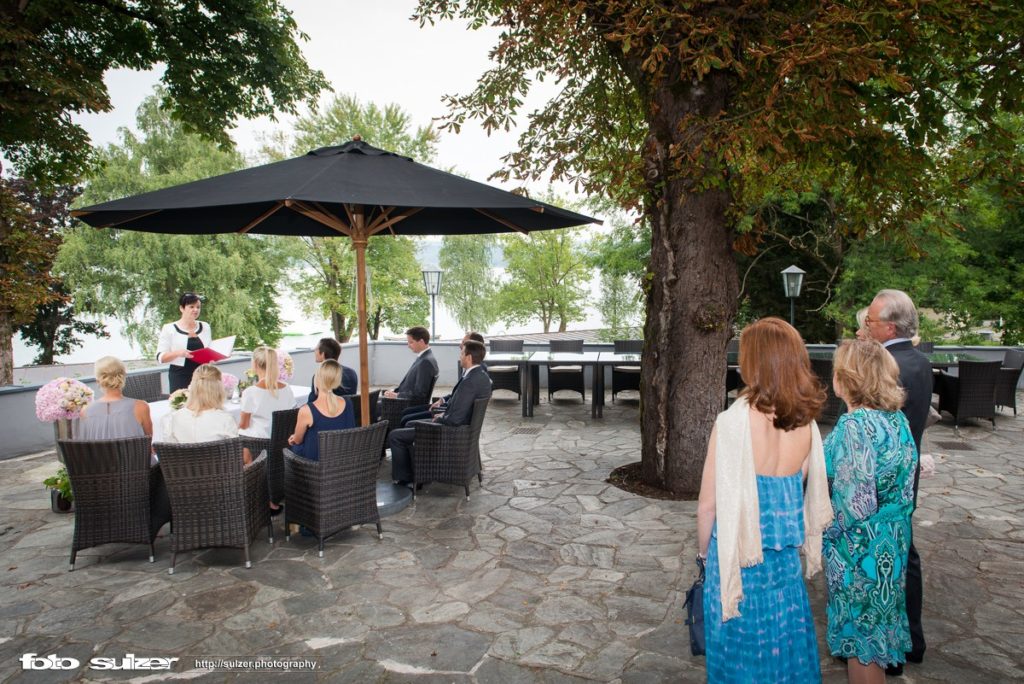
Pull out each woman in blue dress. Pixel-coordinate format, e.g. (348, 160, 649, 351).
(824, 339, 917, 683)
(287, 360, 354, 461)
(697, 317, 834, 683)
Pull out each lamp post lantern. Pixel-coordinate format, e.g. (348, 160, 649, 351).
(422, 268, 442, 340)
(781, 265, 806, 327)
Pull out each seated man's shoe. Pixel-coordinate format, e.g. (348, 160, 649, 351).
(885, 664, 904, 677)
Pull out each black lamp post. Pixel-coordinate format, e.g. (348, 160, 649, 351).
(422, 268, 442, 340)
(781, 265, 806, 327)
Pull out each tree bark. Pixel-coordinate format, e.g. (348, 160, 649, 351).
(331, 310, 346, 342)
(0, 310, 13, 385)
(639, 72, 739, 497)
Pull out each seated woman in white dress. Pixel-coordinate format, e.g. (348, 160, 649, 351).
(161, 364, 238, 446)
(238, 346, 295, 438)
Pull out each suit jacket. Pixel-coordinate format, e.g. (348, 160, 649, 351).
(887, 340, 933, 454)
(444, 362, 489, 403)
(436, 365, 492, 426)
(396, 348, 439, 404)
(307, 365, 358, 404)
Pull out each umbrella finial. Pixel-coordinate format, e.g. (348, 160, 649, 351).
(352, 134, 362, 141)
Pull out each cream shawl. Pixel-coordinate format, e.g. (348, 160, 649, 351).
(713, 396, 833, 621)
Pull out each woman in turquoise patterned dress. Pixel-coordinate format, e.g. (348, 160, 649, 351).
(825, 339, 917, 683)
(697, 318, 834, 683)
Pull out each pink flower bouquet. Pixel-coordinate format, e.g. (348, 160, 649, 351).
(277, 351, 294, 383)
(221, 372, 240, 394)
(35, 377, 94, 422)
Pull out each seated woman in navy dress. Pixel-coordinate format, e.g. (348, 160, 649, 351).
(287, 360, 354, 461)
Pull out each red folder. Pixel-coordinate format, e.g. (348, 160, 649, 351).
(190, 347, 227, 364)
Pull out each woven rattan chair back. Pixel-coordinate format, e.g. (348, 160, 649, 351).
(613, 339, 643, 354)
(917, 341, 935, 353)
(550, 339, 584, 354)
(940, 360, 1001, 428)
(997, 350, 1024, 415)
(412, 397, 489, 499)
(123, 372, 165, 402)
(344, 389, 381, 426)
(155, 438, 272, 573)
(283, 421, 388, 556)
(490, 339, 524, 353)
(59, 436, 166, 570)
(547, 339, 585, 401)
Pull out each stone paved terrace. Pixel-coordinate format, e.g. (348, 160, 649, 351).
(1, 391, 1022, 682)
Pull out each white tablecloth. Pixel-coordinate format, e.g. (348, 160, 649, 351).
(150, 385, 308, 443)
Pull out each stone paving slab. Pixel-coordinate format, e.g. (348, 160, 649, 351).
(0, 393, 1022, 681)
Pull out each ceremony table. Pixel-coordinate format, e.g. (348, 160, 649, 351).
(149, 385, 308, 442)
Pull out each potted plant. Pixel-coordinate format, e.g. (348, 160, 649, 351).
(44, 467, 73, 513)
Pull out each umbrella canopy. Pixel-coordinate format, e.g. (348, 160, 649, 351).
(73, 139, 599, 423)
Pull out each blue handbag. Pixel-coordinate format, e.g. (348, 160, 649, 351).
(683, 556, 706, 656)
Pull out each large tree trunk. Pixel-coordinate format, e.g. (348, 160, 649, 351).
(640, 73, 739, 497)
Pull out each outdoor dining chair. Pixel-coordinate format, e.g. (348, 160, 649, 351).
(547, 339, 586, 402)
(239, 407, 299, 507)
(489, 339, 524, 399)
(283, 421, 388, 557)
(995, 349, 1024, 416)
(123, 371, 167, 402)
(155, 438, 273, 574)
(59, 436, 171, 570)
(611, 339, 643, 403)
(379, 376, 437, 443)
(937, 360, 1001, 431)
(810, 357, 846, 422)
(412, 397, 489, 500)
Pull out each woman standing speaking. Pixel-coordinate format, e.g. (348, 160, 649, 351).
(157, 293, 212, 393)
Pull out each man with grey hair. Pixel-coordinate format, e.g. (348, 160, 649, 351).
(866, 288, 932, 672)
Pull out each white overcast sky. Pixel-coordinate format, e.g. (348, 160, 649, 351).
(73, 1, 563, 194)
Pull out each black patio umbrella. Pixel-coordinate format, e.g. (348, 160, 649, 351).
(73, 138, 598, 423)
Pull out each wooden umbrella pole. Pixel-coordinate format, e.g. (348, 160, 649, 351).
(352, 211, 371, 427)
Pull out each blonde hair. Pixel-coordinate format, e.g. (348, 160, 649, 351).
(252, 346, 280, 397)
(855, 307, 868, 330)
(185, 364, 225, 413)
(94, 356, 127, 391)
(314, 360, 342, 414)
(833, 339, 905, 412)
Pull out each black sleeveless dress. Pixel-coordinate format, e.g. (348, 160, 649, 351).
(168, 323, 205, 393)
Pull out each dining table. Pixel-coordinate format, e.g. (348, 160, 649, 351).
(149, 384, 308, 442)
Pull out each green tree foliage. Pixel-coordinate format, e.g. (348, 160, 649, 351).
(267, 94, 437, 340)
(57, 91, 296, 354)
(596, 272, 641, 342)
(0, 178, 68, 382)
(18, 284, 109, 365)
(438, 235, 498, 333)
(416, 0, 1024, 495)
(0, 0, 327, 188)
(496, 229, 589, 333)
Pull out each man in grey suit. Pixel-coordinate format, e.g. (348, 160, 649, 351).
(389, 340, 492, 485)
(867, 288, 933, 673)
(382, 326, 438, 406)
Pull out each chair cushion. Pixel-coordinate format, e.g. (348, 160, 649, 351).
(550, 365, 582, 372)
(488, 365, 518, 373)
(613, 366, 641, 373)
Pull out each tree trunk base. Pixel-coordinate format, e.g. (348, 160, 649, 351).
(607, 462, 694, 501)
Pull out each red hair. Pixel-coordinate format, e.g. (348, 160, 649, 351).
(738, 317, 826, 430)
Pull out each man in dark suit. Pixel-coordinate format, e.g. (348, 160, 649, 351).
(400, 331, 488, 427)
(382, 326, 438, 406)
(867, 288, 933, 672)
(307, 337, 357, 403)
(389, 340, 492, 485)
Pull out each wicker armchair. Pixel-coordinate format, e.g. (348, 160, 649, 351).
(379, 378, 436, 437)
(917, 341, 936, 353)
(412, 397, 489, 500)
(810, 357, 846, 422)
(343, 389, 381, 426)
(938, 360, 1001, 430)
(283, 422, 388, 557)
(59, 436, 170, 570)
(996, 349, 1024, 416)
(239, 407, 299, 506)
(611, 339, 643, 403)
(123, 371, 167, 402)
(547, 339, 586, 402)
(155, 438, 273, 574)
(489, 339, 524, 398)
